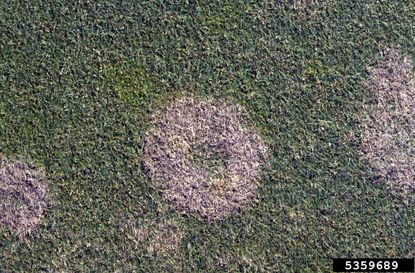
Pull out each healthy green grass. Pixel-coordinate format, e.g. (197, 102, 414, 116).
(1, 1, 414, 272)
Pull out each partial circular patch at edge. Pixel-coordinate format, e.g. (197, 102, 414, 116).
(0, 156, 49, 238)
(361, 48, 415, 198)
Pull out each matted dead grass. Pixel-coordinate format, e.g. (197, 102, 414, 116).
(142, 97, 268, 220)
(0, 156, 48, 238)
(361, 48, 415, 197)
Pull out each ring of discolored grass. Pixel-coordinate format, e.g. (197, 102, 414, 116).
(0, 156, 48, 238)
(142, 97, 268, 220)
(361, 48, 415, 197)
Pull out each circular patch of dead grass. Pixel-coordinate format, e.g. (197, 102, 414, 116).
(142, 97, 268, 220)
(0, 156, 48, 237)
(361, 48, 415, 197)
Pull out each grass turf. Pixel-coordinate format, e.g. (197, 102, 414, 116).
(0, 1, 414, 272)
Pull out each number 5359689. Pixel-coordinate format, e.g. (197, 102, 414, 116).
(345, 260, 398, 271)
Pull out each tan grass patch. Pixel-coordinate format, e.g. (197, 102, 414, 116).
(361, 48, 415, 197)
(142, 97, 268, 220)
(0, 156, 48, 238)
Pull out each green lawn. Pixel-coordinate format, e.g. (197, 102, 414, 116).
(1, 1, 414, 272)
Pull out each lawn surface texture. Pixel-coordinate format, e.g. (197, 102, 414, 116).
(0, 1, 414, 272)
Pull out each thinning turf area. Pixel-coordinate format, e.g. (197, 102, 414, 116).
(1, 1, 414, 272)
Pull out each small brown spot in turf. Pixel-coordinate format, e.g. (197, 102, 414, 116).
(0, 156, 48, 238)
(132, 219, 184, 256)
(293, 0, 318, 19)
(142, 97, 268, 220)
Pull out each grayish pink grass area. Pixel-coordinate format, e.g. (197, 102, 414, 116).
(142, 97, 268, 220)
(361, 48, 415, 197)
(0, 156, 48, 238)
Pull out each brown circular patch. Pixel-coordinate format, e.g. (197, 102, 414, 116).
(361, 48, 415, 197)
(0, 156, 48, 237)
(142, 97, 268, 220)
